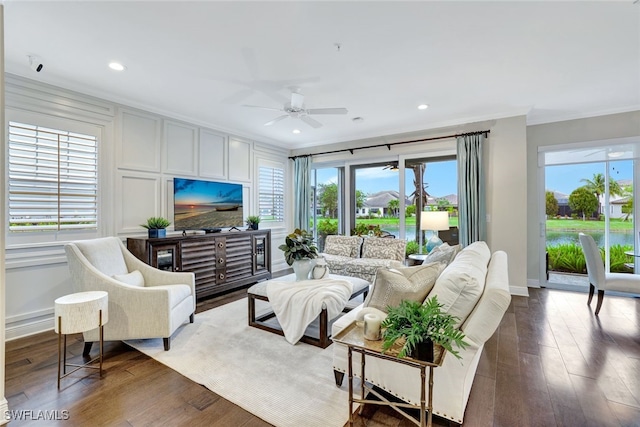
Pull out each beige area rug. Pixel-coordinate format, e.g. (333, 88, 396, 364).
(126, 298, 350, 427)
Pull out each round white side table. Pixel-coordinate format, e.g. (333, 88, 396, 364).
(54, 291, 108, 389)
(408, 253, 429, 265)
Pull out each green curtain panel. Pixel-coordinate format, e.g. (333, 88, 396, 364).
(457, 133, 486, 246)
(294, 156, 311, 231)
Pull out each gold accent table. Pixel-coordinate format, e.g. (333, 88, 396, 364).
(332, 321, 445, 427)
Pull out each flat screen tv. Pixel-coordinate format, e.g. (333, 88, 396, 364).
(173, 177, 244, 231)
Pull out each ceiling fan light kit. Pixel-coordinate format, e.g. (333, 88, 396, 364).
(244, 91, 348, 129)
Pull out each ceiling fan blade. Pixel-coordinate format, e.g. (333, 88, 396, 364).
(242, 104, 283, 112)
(300, 115, 323, 129)
(264, 115, 289, 127)
(291, 92, 305, 109)
(306, 108, 348, 115)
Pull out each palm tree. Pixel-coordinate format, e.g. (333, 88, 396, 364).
(387, 199, 399, 218)
(408, 163, 431, 242)
(580, 173, 623, 216)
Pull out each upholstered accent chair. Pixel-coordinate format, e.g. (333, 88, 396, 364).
(65, 237, 196, 354)
(579, 232, 640, 315)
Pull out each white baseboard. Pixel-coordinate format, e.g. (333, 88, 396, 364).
(527, 278, 541, 288)
(5, 315, 53, 341)
(510, 285, 529, 297)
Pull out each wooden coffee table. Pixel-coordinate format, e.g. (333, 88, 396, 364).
(247, 273, 370, 348)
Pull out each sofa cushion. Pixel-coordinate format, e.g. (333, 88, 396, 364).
(324, 243, 352, 257)
(324, 235, 363, 258)
(343, 258, 404, 283)
(113, 270, 145, 287)
(322, 253, 351, 276)
(361, 237, 406, 261)
(429, 241, 490, 327)
(422, 243, 460, 267)
(364, 262, 445, 313)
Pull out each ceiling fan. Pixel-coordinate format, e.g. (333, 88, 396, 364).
(243, 91, 348, 129)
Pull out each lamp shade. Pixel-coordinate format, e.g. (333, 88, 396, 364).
(420, 211, 449, 231)
(54, 291, 108, 334)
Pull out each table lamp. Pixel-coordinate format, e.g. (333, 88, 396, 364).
(420, 211, 450, 253)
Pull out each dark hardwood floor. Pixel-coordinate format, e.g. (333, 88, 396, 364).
(5, 287, 640, 426)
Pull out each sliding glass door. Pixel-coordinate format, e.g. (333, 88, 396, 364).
(541, 142, 637, 290)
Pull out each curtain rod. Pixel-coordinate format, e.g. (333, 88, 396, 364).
(288, 129, 490, 160)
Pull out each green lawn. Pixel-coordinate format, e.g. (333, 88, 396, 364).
(545, 218, 633, 231)
(316, 216, 459, 228)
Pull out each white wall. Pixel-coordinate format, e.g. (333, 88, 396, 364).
(526, 111, 640, 286)
(4, 75, 290, 340)
(1, 3, 9, 422)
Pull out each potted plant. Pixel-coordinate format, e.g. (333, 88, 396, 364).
(381, 296, 468, 362)
(141, 216, 171, 238)
(246, 215, 261, 230)
(278, 228, 319, 280)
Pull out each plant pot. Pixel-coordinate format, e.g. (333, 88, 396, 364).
(409, 338, 434, 362)
(292, 258, 316, 281)
(250, 223, 259, 230)
(148, 229, 166, 238)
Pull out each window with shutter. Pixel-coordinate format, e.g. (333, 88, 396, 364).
(8, 121, 98, 232)
(258, 165, 285, 222)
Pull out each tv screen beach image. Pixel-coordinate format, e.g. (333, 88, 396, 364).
(173, 178, 244, 229)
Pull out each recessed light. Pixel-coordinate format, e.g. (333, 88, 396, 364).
(608, 151, 625, 158)
(292, 129, 301, 134)
(417, 104, 429, 110)
(109, 62, 126, 71)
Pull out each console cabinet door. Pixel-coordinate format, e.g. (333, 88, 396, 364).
(252, 233, 269, 274)
(180, 237, 217, 292)
(151, 243, 180, 271)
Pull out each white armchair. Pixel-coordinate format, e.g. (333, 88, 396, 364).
(579, 232, 640, 315)
(65, 237, 196, 354)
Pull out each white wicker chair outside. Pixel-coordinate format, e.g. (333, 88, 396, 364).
(64, 237, 196, 354)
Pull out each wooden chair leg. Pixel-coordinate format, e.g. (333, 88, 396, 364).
(595, 290, 605, 315)
(163, 337, 170, 351)
(587, 283, 595, 305)
(334, 369, 344, 386)
(190, 313, 194, 323)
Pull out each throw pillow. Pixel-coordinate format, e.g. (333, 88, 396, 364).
(422, 243, 459, 267)
(113, 270, 145, 287)
(362, 238, 397, 260)
(363, 262, 445, 313)
(324, 243, 352, 257)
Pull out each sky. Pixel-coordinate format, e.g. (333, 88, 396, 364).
(545, 160, 633, 195)
(314, 160, 458, 198)
(314, 159, 634, 199)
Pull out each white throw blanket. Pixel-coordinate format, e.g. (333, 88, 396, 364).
(266, 278, 353, 345)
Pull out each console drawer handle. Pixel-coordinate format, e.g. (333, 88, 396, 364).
(219, 273, 225, 280)
(218, 242, 224, 248)
(218, 258, 225, 264)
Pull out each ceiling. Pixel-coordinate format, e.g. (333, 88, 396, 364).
(4, 1, 640, 149)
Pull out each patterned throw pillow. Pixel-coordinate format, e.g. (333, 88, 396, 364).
(113, 270, 145, 287)
(422, 243, 459, 266)
(364, 262, 445, 312)
(362, 238, 396, 260)
(324, 243, 352, 257)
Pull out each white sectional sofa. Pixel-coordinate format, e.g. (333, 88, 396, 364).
(331, 241, 511, 425)
(320, 235, 406, 283)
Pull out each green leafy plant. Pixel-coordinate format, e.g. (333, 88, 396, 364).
(405, 240, 420, 257)
(381, 297, 468, 360)
(278, 228, 319, 266)
(245, 215, 261, 225)
(351, 223, 382, 236)
(141, 217, 171, 229)
(546, 243, 633, 274)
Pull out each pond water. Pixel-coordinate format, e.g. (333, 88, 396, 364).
(546, 230, 634, 247)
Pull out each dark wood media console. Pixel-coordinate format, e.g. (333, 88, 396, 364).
(127, 229, 271, 299)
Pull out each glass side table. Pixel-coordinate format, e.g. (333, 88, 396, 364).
(333, 321, 445, 427)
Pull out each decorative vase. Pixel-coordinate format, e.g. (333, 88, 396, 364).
(292, 258, 316, 281)
(148, 229, 166, 238)
(250, 223, 259, 230)
(409, 338, 434, 362)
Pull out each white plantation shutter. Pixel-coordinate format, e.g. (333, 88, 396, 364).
(259, 165, 285, 222)
(8, 121, 98, 231)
